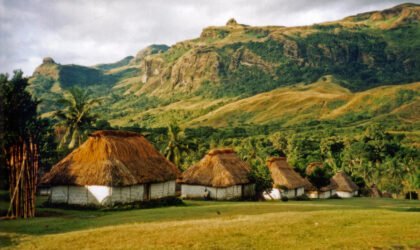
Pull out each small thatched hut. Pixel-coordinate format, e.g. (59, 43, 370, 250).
(331, 171, 359, 198)
(42, 130, 179, 206)
(263, 157, 306, 200)
(178, 149, 255, 200)
(303, 162, 337, 199)
(304, 179, 337, 199)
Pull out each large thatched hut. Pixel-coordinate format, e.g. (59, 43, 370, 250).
(178, 149, 255, 200)
(331, 171, 359, 198)
(42, 130, 179, 206)
(263, 157, 307, 200)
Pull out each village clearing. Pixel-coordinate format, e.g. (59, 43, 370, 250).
(0, 196, 419, 249)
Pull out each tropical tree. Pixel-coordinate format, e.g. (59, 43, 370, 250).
(383, 158, 405, 195)
(163, 124, 194, 170)
(237, 138, 273, 199)
(0, 71, 42, 218)
(54, 87, 101, 149)
(320, 136, 345, 172)
(307, 165, 333, 190)
(401, 156, 419, 200)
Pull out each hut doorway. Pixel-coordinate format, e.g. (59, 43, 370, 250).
(144, 184, 151, 201)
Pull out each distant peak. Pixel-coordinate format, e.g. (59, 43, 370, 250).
(226, 18, 238, 26)
(42, 57, 56, 64)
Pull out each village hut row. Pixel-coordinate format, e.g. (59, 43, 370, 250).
(41, 130, 359, 206)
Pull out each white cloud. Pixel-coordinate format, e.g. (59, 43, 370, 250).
(0, 0, 416, 76)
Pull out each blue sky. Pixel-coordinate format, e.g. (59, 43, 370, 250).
(0, 0, 417, 76)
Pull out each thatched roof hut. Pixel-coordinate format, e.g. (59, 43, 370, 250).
(42, 130, 179, 186)
(179, 149, 255, 200)
(332, 171, 359, 193)
(178, 149, 252, 188)
(267, 157, 306, 190)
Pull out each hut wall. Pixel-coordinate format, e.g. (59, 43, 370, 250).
(306, 189, 336, 199)
(319, 189, 336, 199)
(150, 180, 176, 199)
(50, 184, 148, 205)
(336, 190, 357, 198)
(263, 188, 281, 200)
(318, 191, 330, 199)
(306, 191, 319, 199)
(68, 186, 90, 205)
(297, 187, 304, 196)
(50, 186, 69, 203)
(130, 185, 145, 201)
(87, 185, 111, 205)
(110, 185, 147, 203)
(181, 184, 246, 200)
(263, 186, 305, 200)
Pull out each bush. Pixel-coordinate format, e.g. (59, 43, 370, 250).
(42, 197, 185, 211)
(295, 194, 310, 201)
(329, 194, 342, 199)
(405, 191, 419, 200)
(281, 196, 289, 202)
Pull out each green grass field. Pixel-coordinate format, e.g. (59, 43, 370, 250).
(0, 196, 419, 249)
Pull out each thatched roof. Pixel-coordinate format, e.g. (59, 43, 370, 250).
(303, 178, 337, 192)
(305, 162, 324, 176)
(178, 149, 253, 188)
(267, 157, 306, 190)
(332, 171, 359, 192)
(42, 130, 179, 186)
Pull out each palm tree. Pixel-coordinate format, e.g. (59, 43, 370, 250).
(163, 124, 192, 170)
(55, 87, 101, 149)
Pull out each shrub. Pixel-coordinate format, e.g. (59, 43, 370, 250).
(295, 194, 310, 201)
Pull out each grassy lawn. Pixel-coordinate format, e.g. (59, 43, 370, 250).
(0, 195, 419, 249)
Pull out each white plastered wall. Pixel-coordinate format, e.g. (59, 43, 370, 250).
(263, 186, 305, 200)
(150, 180, 176, 199)
(336, 190, 358, 198)
(181, 184, 248, 200)
(49, 181, 175, 206)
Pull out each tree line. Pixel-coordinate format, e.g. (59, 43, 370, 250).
(1, 70, 419, 218)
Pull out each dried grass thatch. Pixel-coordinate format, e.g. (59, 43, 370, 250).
(331, 171, 359, 192)
(267, 157, 306, 190)
(42, 130, 179, 186)
(303, 178, 338, 192)
(305, 162, 324, 176)
(178, 149, 252, 188)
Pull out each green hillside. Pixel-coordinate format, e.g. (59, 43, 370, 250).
(28, 3, 420, 140)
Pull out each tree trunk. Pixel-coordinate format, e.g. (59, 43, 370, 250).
(6, 137, 39, 219)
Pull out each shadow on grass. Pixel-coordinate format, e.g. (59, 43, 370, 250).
(390, 207, 420, 213)
(0, 235, 15, 248)
(0, 197, 418, 238)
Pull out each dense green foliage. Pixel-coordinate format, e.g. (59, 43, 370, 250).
(54, 87, 101, 149)
(199, 27, 420, 98)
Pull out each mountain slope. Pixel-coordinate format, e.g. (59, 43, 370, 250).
(187, 77, 420, 127)
(28, 3, 420, 133)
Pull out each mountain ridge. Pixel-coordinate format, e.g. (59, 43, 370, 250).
(28, 3, 420, 134)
